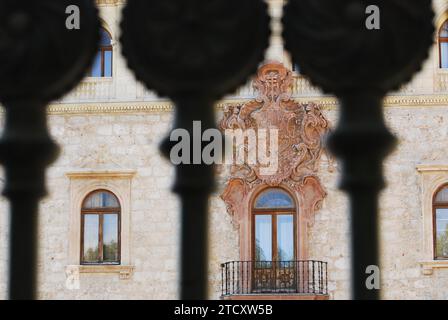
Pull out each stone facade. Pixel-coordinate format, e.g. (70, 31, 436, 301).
(2, 0, 448, 300)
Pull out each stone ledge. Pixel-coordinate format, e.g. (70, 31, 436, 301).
(66, 265, 135, 280)
(33, 94, 448, 115)
(66, 170, 136, 180)
(419, 261, 448, 275)
(96, 0, 125, 6)
(2, 94, 448, 115)
(416, 164, 448, 172)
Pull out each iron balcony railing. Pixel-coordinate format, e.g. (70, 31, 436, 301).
(221, 261, 328, 297)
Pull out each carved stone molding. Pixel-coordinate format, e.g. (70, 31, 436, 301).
(66, 170, 136, 180)
(96, 0, 125, 6)
(66, 170, 135, 268)
(65, 265, 135, 281)
(416, 164, 448, 275)
(23, 94, 448, 115)
(1, 94, 446, 116)
(219, 62, 329, 260)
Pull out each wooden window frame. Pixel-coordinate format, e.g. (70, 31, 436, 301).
(80, 190, 121, 265)
(98, 45, 113, 77)
(251, 189, 297, 262)
(433, 184, 448, 260)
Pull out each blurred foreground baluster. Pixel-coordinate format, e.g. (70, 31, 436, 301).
(120, 0, 270, 299)
(0, 0, 100, 299)
(283, 0, 434, 299)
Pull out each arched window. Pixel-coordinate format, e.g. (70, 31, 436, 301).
(439, 20, 448, 68)
(90, 28, 113, 77)
(81, 190, 121, 264)
(434, 185, 448, 259)
(253, 188, 296, 263)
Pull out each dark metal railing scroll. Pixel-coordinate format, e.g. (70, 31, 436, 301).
(120, 0, 270, 299)
(283, 0, 434, 299)
(0, 0, 100, 299)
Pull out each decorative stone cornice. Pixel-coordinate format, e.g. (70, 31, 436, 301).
(417, 164, 448, 172)
(2, 95, 448, 115)
(47, 101, 173, 115)
(66, 170, 136, 179)
(39, 94, 448, 115)
(96, 0, 125, 6)
(65, 265, 135, 280)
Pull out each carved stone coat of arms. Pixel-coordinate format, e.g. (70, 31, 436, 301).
(220, 62, 330, 236)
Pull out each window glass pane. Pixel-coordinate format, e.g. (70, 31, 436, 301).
(83, 191, 119, 209)
(103, 214, 119, 262)
(255, 189, 294, 209)
(435, 187, 448, 203)
(436, 208, 448, 258)
(277, 215, 294, 262)
(255, 215, 272, 263)
(104, 50, 112, 77)
(441, 43, 448, 69)
(100, 29, 112, 46)
(83, 214, 99, 263)
(90, 52, 102, 77)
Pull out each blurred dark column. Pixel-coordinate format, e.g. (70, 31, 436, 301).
(283, 0, 434, 300)
(120, 0, 271, 299)
(0, 0, 100, 299)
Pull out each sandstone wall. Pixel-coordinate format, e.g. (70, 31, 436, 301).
(0, 104, 447, 300)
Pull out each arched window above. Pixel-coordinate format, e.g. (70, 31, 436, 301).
(83, 190, 120, 209)
(439, 20, 448, 68)
(433, 185, 448, 259)
(81, 190, 121, 264)
(252, 188, 296, 266)
(254, 188, 295, 209)
(89, 28, 113, 77)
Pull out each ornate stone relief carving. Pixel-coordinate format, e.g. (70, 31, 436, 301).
(220, 63, 329, 250)
(220, 99, 328, 186)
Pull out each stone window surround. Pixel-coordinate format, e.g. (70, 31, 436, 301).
(417, 164, 448, 275)
(65, 170, 136, 279)
(85, 25, 117, 79)
(83, 25, 116, 81)
(434, 10, 448, 92)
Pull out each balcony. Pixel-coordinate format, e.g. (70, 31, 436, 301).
(56, 73, 322, 105)
(227, 74, 321, 99)
(221, 261, 329, 300)
(60, 77, 115, 103)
